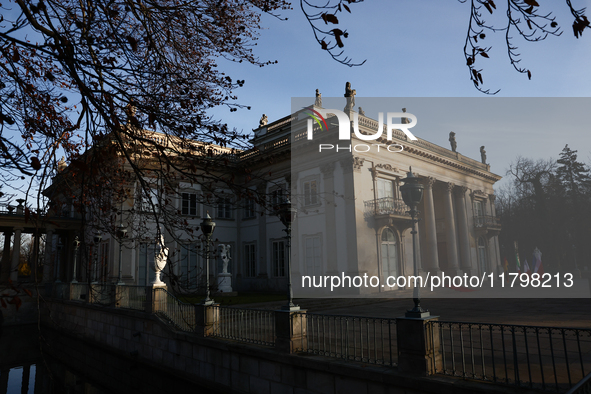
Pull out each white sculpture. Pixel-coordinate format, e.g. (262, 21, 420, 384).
(219, 244, 231, 274)
(217, 244, 233, 292)
(153, 233, 169, 285)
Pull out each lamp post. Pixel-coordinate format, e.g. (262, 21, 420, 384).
(71, 236, 80, 283)
(276, 198, 299, 311)
(116, 224, 127, 285)
(92, 231, 102, 283)
(400, 167, 429, 318)
(200, 213, 216, 305)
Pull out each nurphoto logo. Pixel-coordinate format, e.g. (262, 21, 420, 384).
(303, 107, 418, 153)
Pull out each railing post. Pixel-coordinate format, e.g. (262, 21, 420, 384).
(146, 284, 166, 314)
(396, 316, 440, 376)
(194, 304, 219, 337)
(115, 284, 128, 308)
(275, 310, 307, 354)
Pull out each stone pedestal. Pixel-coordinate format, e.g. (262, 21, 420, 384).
(396, 315, 441, 376)
(217, 273, 232, 293)
(145, 284, 167, 314)
(275, 310, 307, 354)
(194, 303, 220, 337)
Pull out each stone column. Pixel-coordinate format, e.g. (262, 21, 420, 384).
(43, 229, 54, 282)
(396, 316, 441, 375)
(0, 230, 12, 282)
(9, 227, 24, 282)
(321, 162, 338, 274)
(275, 310, 307, 353)
(455, 187, 473, 275)
(340, 157, 364, 275)
(257, 182, 268, 278)
(422, 178, 440, 274)
(443, 183, 461, 275)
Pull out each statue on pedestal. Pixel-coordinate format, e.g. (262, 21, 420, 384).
(480, 146, 487, 164)
(344, 82, 356, 112)
(315, 89, 322, 107)
(449, 131, 457, 152)
(217, 244, 233, 292)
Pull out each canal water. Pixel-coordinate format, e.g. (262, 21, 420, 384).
(0, 324, 216, 394)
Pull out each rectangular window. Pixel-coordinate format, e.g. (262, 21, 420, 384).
(99, 241, 110, 282)
(474, 200, 485, 227)
(271, 188, 284, 207)
(303, 180, 319, 206)
(139, 243, 156, 286)
(179, 243, 199, 289)
(305, 236, 322, 276)
(377, 178, 394, 199)
(244, 243, 257, 277)
(217, 196, 233, 219)
(182, 193, 198, 216)
(272, 240, 286, 277)
(140, 187, 159, 213)
(243, 198, 256, 219)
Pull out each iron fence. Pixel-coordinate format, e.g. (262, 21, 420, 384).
(431, 321, 591, 392)
(364, 197, 409, 217)
(152, 287, 195, 332)
(211, 306, 275, 347)
(297, 313, 397, 366)
(567, 372, 591, 394)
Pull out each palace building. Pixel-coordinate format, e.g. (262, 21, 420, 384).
(3, 89, 502, 297)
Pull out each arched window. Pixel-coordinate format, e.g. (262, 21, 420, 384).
(381, 228, 399, 280)
(478, 237, 487, 274)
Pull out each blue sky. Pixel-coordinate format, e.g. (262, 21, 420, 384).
(210, 0, 591, 184)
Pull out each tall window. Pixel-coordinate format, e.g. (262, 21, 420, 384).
(244, 243, 257, 277)
(478, 237, 487, 274)
(217, 196, 233, 219)
(140, 187, 159, 212)
(303, 179, 318, 206)
(179, 243, 199, 287)
(182, 193, 198, 216)
(377, 178, 395, 199)
(272, 240, 286, 277)
(243, 199, 256, 219)
(381, 229, 398, 281)
(271, 188, 285, 206)
(305, 236, 322, 276)
(474, 200, 484, 226)
(139, 243, 156, 285)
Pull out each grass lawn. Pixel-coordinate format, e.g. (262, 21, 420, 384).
(177, 293, 286, 306)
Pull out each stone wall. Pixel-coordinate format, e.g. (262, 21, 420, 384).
(42, 300, 522, 394)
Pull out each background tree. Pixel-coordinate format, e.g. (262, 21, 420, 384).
(302, 0, 590, 93)
(498, 148, 591, 273)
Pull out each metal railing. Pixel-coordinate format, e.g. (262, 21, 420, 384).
(298, 313, 397, 366)
(364, 197, 409, 217)
(567, 372, 591, 394)
(211, 306, 275, 347)
(119, 285, 146, 311)
(52, 282, 70, 300)
(153, 287, 195, 332)
(474, 215, 501, 229)
(431, 321, 591, 392)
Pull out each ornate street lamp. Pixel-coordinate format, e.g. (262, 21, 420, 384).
(71, 236, 80, 283)
(400, 167, 429, 318)
(276, 198, 299, 311)
(92, 231, 102, 283)
(200, 213, 216, 305)
(116, 224, 127, 285)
